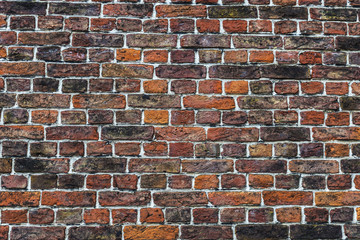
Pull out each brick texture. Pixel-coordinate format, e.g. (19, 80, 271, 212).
(0, 1, 359, 239)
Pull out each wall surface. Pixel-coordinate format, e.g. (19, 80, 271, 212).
(0, 0, 359, 239)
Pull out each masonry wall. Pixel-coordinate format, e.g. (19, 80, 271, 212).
(0, 0, 359, 239)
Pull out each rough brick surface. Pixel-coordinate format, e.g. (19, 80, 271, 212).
(0, 1, 359, 239)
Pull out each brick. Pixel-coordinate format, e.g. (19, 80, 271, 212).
(73, 33, 123, 47)
(99, 191, 150, 206)
(47, 63, 99, 77)
(0, 62, 45, 76)
(144, 50, 168, 63)
(112, 209, 137, 224)
(153, 192, 207, 206)
(87, 174, 111, 189)
(236, 160, 287, 173)
(19, 32, 70, 45)
(124, 226, 178, 240)
(127, 34, 176, 48)
(73, 94, 125, 109)
(166, 208, 191, 223)
(291, 225, 341, 239)
(224, 20, 247, 33)
(276, 208, 301, 223)
(91, 18, 115, 31)
(181, 35, 231, 48)
(156, 5, 206, 17)
(170, 19, 194, 33)
(209, 192, 261, 206)
(42, 191, 95, 207)
(59, 174, 84, 189)
(181, 226, 232, 240)
(47, 126, 98, 140)
(0, 192, 40, 207)
(1, 175, 27, 189)
(208, 127, 258, 142)
(184, 96, 235, 110)
(49, 3, 100, 15)
(238, 96, 287, 109)
(259, 6, 308, 19)
(2, 209, 28, 224)
(261, 127, 310, 141)
(73, 158, 126, 173)
(311, 8, 357, 21)
(0, 2, 47, 15)
(15, 158, 69, 173)
(103, 64, 153, 78)
(210, 66, 260, 79)
(290, 160, 339, 173)
(141, 174, 166, 189)
(11, 227, 65, 240)
(0, 126, 44, 140)
(102, 126, 154, 140)
(69, 227, 122, 240)
(263, 191, 313, 205)
(113, 175, 138, 190)
(129, 158, 180, 173)
(29, 208, 54, 224)
(65, 17, 88, 31)
(208, 6, 257, 18)
(84, 209, 109, 224)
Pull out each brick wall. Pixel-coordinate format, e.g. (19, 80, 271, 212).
(0, 0, 359, 239)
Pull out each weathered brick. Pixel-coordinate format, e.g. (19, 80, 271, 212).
(0, 62, 45, 76)
(236, 225, 288, 239)
(127, 34, 176, 48)
(73, 158, 126, 173)
(156, 5, 206, 17)
(208, 6, 257, 18)
(181, 35, 230, 48)
(156, 65, 206, 79)
(181, 226, 232, 240)
(129, 158, 180, 173)
(99, 191, 151, 206)
(69, 226, 121, 240)
(11, 227, 65, 240)
(102, 64, 153, 78)
(0, 192, 40, 207)
(128, 95, 181, 108)
(154, 192, 207, 206)
(209, 66, 260, 79)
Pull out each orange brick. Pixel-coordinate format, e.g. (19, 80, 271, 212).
(143, 80, 168, 93)
(144, 50, 168, 63)
(84, 209, 110, 224)
(299, 52, 322, 65)
(301, 82, 324, 94)
(144, 110, 169, 124)
(250, 51, 274, 63)
(116, 48, 141, 62)
(223, 20, 247, 33)
(195, 175, 219, 189)
(197, 19, 219, 33)
(276, 207, 301, 223)
(249, 174, 274, 189)
(326, 82, 348, 95)
(1, 210, 27, 224)
(225, 81, 248, 94)
(325, 143, 349, 157)
(140, 208, 164, 223)
(224, 50, 247, 63)
(199, 80, 222, 94)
